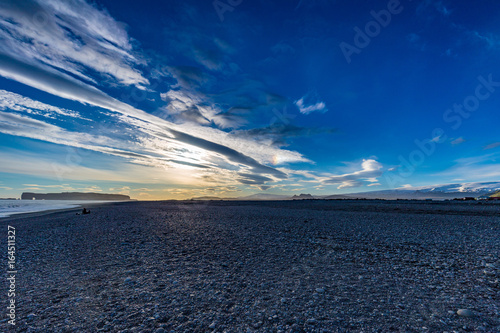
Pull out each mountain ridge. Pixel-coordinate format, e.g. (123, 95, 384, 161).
(189, 181, 500, 201)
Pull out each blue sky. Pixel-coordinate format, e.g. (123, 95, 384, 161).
(0, 0, 500, 199)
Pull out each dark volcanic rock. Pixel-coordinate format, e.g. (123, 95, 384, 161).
(1, 200, 499, 332)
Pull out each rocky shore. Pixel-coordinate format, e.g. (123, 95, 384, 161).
(1, 200, 499, 332)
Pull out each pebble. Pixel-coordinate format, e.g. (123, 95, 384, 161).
(307, 318, 317, 324)
(316, 288, 325, 293)
(483, 270, 496, 276)
(457, 309, 475, 317)
(209, 322, 216, 329)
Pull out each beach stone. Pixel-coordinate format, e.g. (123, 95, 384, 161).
(316, 288, 325, 293)
(209, 322, 216, 329)
(457, 309, 475, 317)
(155, 328, 166, 333)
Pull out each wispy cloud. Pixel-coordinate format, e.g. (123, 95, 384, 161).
(451, 137, 465, 145)
(295, 92, 328, 114)
(0, 0, 148, 88)
(483, 142, 500, 150)
(435, 152, 500, 182)
(0, 0, 338, 194)
(324, 159, 383, 189)
(471, 31, 500, 49)
(232, 124, 336, 147)
(0, 89, 88, 120)
(0, 46, 304, 187)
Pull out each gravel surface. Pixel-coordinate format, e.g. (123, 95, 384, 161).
(1, 200, 499, 332)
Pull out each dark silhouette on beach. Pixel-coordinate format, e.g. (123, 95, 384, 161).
(76, 208, 91, 215)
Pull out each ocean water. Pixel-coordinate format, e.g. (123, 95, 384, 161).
(0, 200, 105, 218)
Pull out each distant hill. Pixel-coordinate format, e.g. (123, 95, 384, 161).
(291, 194, 314, 200)
(237, 193, 290, 200)
(337, 182, 500, 200)
(21, 192, 132, 201)
(191, 196, 229, 201)
(188, 181, 500, 201)
(323, 194, 360, 200)
(490, 190, 500, 198)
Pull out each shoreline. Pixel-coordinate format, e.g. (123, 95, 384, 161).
(0, 200, 133, 222)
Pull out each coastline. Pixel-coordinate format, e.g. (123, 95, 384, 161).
(0, 200, 133, 222)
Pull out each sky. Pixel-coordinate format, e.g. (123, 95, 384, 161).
(0, 0, 500, 200)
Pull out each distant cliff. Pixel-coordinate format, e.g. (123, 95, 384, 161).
(292, 193, 314, 200)
(21, 192, 131, 201)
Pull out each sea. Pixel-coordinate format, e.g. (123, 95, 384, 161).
(0, 200, 106, 218)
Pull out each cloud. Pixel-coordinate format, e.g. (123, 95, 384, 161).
(416, 0, 451, 18)
(434, 1, 451, 16)
(451, 137, 465, 145)
(169, 159, 211, 169)
(0, 53, 149, 120)
(406, 33, 427, 52)
(166, 130, 288, 179)
(160, 6, 236, 73)
(470, 31, 500, 49)
(483, 142, 500, 150)
(0, 53, 304, 178)
(0, 150, 206, 185)
(271, 42, 295, 55)
(237, 173, 273, 185)
(233, 124, 336, 146)
(324, 159, 383, 189)
(158, 89, 212, 125)
(435, 152, 500, 181)
(0, 0, 148, 88)
(0, 0, 324, 192)
(295, 92, 328, 114)
(168, 66, 213, 90)
(0, 89, 89, 120)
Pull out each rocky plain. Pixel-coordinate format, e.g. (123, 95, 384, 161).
(1, 199, 499, 332)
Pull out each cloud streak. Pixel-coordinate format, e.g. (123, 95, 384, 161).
(294, 91, 328, 115)
(324, 159, 383, 189)
(0, 0, 148, 87)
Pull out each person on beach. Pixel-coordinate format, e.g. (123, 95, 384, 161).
(82, 208, 90, 214)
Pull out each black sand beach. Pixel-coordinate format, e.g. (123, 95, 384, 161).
(1, 200, 499, 332)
